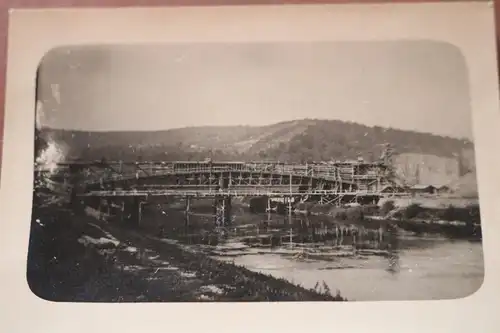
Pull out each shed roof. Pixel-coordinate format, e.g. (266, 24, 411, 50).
(410, 184, 436, 190)
(380, 185, 406, 191)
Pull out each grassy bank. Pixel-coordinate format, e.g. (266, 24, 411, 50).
(27, 205, 346, 302)
(290, 199, 480, 223)
(164, 195, 481, 240)
(380, 201, 482, 239)
(270, 199, 481, 239)
(383, 201, 480, 223)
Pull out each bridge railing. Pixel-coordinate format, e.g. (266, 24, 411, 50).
(76, 172, 384, 189)
(51, 161, 387, 186)
(76, 188, 385, 198)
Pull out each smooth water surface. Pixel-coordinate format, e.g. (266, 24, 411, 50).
(146, 205, 484, 301)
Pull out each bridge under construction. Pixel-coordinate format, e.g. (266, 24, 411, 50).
(37, 159, 407, 226)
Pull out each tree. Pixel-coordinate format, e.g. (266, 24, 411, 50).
(380, 200, 396, 216)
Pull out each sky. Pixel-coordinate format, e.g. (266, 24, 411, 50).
(36, 41, 473, 139)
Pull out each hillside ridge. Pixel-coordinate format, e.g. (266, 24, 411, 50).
(36, 119, 477, 194)
(39, 118, 473, 159)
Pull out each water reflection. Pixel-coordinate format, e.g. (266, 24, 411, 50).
(151, 207, 442, 276)
(145, 205, 483, 301)
(386, 224, 400, 275)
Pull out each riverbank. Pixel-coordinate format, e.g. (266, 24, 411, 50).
(290, 198, 481, 239)
(372, 200, 481, 239)
(166, 196, 481, 240)
(27, 205, 346, 302)
(144, 203, 484, 302)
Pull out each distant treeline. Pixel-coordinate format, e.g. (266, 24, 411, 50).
(392, 203, 481, 225)
(247, 197, 480, 225)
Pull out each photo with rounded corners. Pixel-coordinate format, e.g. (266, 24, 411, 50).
(28, 40, 484, 303)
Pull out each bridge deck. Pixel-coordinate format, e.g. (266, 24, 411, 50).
(39, 160, 397, 199)
(76, 188, 398, 198)
(79, 168, 370, 186)
(40, 160, 388, 180)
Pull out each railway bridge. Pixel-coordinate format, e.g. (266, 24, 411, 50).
(38, 160, 404, 226)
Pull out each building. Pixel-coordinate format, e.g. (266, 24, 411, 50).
(436, 185, 451, 194)
(409, 184, 437, 195)
(380, 185, 407, 195)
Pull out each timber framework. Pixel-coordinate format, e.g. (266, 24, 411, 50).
(37, 159, 408, 226)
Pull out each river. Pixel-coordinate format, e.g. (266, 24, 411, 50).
(145, 205, 484, 301)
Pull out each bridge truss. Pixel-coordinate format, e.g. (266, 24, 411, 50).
(36, 160, 405, 226)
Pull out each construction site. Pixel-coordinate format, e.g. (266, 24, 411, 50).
(35, 143, 407, 227)
(30, 139, 483, 303)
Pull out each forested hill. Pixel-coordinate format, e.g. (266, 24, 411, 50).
(38, 119, 473, 164)
(253, 120, 473, 163)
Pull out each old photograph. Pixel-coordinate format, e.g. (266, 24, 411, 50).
(29, 41, 483, 302)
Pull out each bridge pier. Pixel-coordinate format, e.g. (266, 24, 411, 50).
(106, 199, 111, 216)
(69, 187, 84, 214)
(184, 196, 191, 226)
(104, 198, 121, 220)
(286, 196, 293, 215)
(93, 198, 117, 220)
(214, 196, 232, 226)
(97, 199, 104, 219)
(185, 196, 191, 214)
(68, 164, 83, 214)
(121, 196, 145, 228)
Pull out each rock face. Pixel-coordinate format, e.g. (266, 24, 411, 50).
(394, 153, 460, 187)
(392, 148, 478, 196)
(458, 148, 476, 174)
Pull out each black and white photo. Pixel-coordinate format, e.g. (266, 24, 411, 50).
(30, 39, 484, 303)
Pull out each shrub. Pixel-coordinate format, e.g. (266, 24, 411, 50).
(380, 200, 396, 216)
(441, 205, 458, 221)
(403, 203, 423, 220)
(466, 204, 481, 224)
(335, 211, 347, 220)
(346, 207, 364, 221)
(440, 204, 481, 224)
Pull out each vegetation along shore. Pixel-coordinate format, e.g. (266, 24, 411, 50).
(28, 204, 346, 302)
